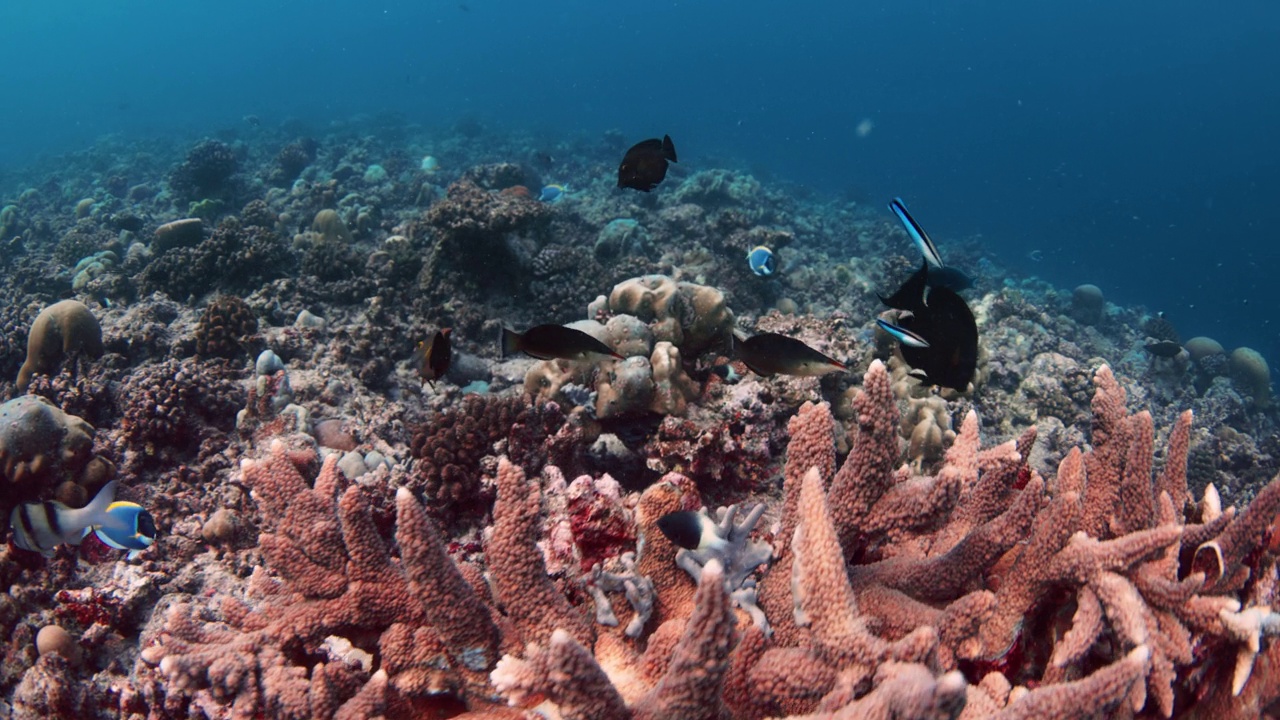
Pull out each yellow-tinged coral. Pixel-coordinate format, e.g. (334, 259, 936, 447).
(607, 275, 734, 355)
(312, 208, 354, 244)
(649, 342, 698, 416)
(16, 299, 103, 392)
(1229, 346, 1271, 409)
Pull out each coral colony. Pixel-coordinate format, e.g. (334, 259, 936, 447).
(0, 121, 1276, 720)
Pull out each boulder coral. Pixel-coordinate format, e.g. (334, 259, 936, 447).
(0, 395, 111, 509)
(1229, 346, 1271, 409)
(608, 274, 734, 356)
(312, 208, 354, 245)
(16, 300, 103, 393)
(1071, 283, 1105, 325)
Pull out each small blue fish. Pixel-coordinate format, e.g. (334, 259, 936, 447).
(90, 502, 157, 560)
(539, 184, 568, 203)
(877, 318, 931, 348)
(747, 246, 776, 276)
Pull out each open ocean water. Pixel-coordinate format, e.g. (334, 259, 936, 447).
(2, 0, 1278, 363)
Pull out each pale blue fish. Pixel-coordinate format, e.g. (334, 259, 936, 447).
(90, 502, 157, 560)
(747, 245, 776, 276)
(539, 184, 568, 203)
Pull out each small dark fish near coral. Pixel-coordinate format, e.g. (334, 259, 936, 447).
(877, 261, 979, 391)
(618, 135, 678, 192)
(887, 197, 973, 292)
(732, 331, 846, 377)
(500, 324, 623, 361)
(656, 510, 727, 552)
(412, 328, 452, 387)
(1144, 340, 1183, 358)
(10, 481, 157, 559)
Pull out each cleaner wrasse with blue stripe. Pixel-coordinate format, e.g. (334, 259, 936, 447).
(889, 197, 944, 269)
(9, 480, 157, 559)
(887, 197, 974, 292)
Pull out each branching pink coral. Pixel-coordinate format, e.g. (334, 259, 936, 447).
(132, 361, 1280, 720)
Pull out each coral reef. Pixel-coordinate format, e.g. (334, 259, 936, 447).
(168, 139, 238, 202)
(0, 118, 1275, 720)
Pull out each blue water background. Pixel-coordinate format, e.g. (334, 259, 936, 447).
(2, 1, 1277, 363)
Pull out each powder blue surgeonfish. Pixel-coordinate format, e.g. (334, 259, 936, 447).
(747, 245, 776, 276)
(92, 502, 157, 559)
(539, 184, 568, 203)
(10, 480, 157, 559)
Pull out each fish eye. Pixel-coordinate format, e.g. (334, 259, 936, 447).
(138, 510, 157, 537)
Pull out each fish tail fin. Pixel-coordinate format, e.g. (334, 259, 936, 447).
(662, 135, 677, 162)
(500, 328, 521, 359)
(65, 480, 119, 545)
(82, 480, 119, 525)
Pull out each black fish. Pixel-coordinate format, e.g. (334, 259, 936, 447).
(878, 260, 931, 312)
(878, 263, 978, 391)
(412, 328, 452, 387)
(1144, 340, 1183, 358)
(500, 324, 623, 361)
(656, 510, 728, 552)
(618, 135, 677, 192)
(928, 265, 974, 292)
(732, 332, 846, 377)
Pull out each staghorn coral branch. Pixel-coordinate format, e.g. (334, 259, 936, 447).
(827, 360, 901, 555)
(632, 559, 736, 720)
(396, 486, 501, 673)
(848, 475, 1043, 604)
(491, 629, 630, 720)
(985, 646, 1152, 720)
(488, 457, 594, 649)
(792, 466, 936, 669)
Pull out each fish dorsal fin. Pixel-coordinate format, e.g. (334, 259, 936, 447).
(662, 135, 678, 162)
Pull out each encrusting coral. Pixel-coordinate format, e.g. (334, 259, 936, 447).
(125, 360, 1280, 719)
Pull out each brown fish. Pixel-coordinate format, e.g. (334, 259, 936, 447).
(617, 135, 678, 192)
(1144, 340, 1183, 358)
(732, 332, 846, 377)
(412, 328, 452, 387)
(500, 324, 623, 361)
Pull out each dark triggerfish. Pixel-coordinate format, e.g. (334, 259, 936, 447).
(732, 332, 847, 377)
(876, 261, 979, 391)
(412, 328, 452, 387)
(618, 135, 678, 192)
(500, 324, 623, 361)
